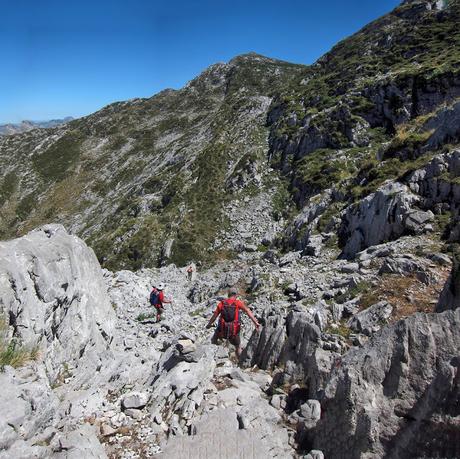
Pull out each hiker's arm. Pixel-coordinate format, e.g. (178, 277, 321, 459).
(241, 304, 260, 330)
(206, 311, 219, 329)
(159, 292, 171, 304)
(206, 305, 220, 329)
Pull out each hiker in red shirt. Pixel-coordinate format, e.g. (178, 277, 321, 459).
(149, 283, 171, 322)
(206, 288, 260, 358)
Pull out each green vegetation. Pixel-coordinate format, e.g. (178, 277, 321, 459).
(16, 192, 37, 220)
(334, 280, 375, 305)
(2, 3, 460, 271)
(32, 130, 83, 182)
(170, 144, 231, 267)
(91, 214, 163, 271)
(433, 211, 453, 237)
(292, 149, 357, 198)
(271, 0, 460, 206)
(271, 178, 294, 219)
(325, 321, 352, 340)
(317, 202, 346, 233)
(189, 306, 206, 317)
(0, 317, 39, 371)
(0, 171, 18, 206)
(383, 127, 434, 160)
(157, 116, 189, 132)
(136, 312, 156, 321)
(350, 152, 437, 200)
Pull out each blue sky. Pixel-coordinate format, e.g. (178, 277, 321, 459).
(1, 0, 400, 124)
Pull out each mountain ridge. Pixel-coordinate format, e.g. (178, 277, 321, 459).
(0, 116, 74, 136)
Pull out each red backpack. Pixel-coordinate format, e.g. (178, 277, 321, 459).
(218, 298, 241, 338)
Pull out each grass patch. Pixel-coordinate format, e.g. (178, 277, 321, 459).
(136, 312, 157, 322)
(362, 271, 450, 322)
(433, 211, 453, 237)
(383, 125, 434, 160)
(170, 144, 231, 267)
(292, 149, 357, 202)
(350, 152, 437, 200)
(334, 280, 375, 305)
(189, 307, 206, 317)
(0, 317, 39, 371)
(325, 321, 352, 339)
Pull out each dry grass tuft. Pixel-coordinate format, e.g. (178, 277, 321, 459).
(359, 267, 450, 322)
(0, 316, 39, 371)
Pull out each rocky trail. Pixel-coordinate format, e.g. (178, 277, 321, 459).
(102, 260, 301, 458)
(1, 223, 458, 458)
(0, 226, 304, 458)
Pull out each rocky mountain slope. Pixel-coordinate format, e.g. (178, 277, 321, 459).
(1, 0, 460, 458)
(0, 54, 304, 270)
(0, 117, 73, 136)
(1, 1, 460, 274)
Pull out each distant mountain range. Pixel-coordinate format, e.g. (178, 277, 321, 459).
(0, 117, 74, 136)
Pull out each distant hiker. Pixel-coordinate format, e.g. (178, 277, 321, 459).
(186, 265, 194, 282)
(206, 288, 260, 358)
(149, 283, 171, 322)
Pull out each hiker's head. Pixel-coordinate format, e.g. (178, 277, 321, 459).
(228, 288, 238, 297)
(157, 283, 165, 291)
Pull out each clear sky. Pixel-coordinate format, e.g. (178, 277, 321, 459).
(1, 0, 400, 124)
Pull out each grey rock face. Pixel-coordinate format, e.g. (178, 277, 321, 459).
(300, 399, 321, 429)
(0, 364, 58, 455)
(405, 149, 460, 241)
(52, 424, 107, 459)
(121, 392, 149, 410)
(307, 309, 460, 459)
(154, 407, 290, 459)
(404, 209, 434, 234)
(303, 235, 323, 257)
(242, 308, 335, 398)
(348, 301, 393, 336)
(282, 191, 331, 252)
(437, 249, 460, 312)
(241, 308, 286, 370)
(305, 451, 324, 459)
(424, 101, 460, 151)
(340, 182, 424, 258)
(147, 342, 217, 428)
(379, 254, 436, 284)
(0, 224, 116, 382)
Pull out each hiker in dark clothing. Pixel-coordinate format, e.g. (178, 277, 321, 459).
(206, 288, 260, 358)
(186, 265, 194, 282)
(149, 283, 171, 322)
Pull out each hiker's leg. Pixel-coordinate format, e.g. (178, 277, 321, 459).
(211, 329, 220, 345)
(230, 334, 242, 359)
(235, 346, 242, 359)
(156, 307, 163, 322)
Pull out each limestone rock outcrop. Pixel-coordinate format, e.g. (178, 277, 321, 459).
(339, 182, 429, 258)
(307, 309, 460, 458)
(437, 248, 460, 312)
(0, 224, 116, 382)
